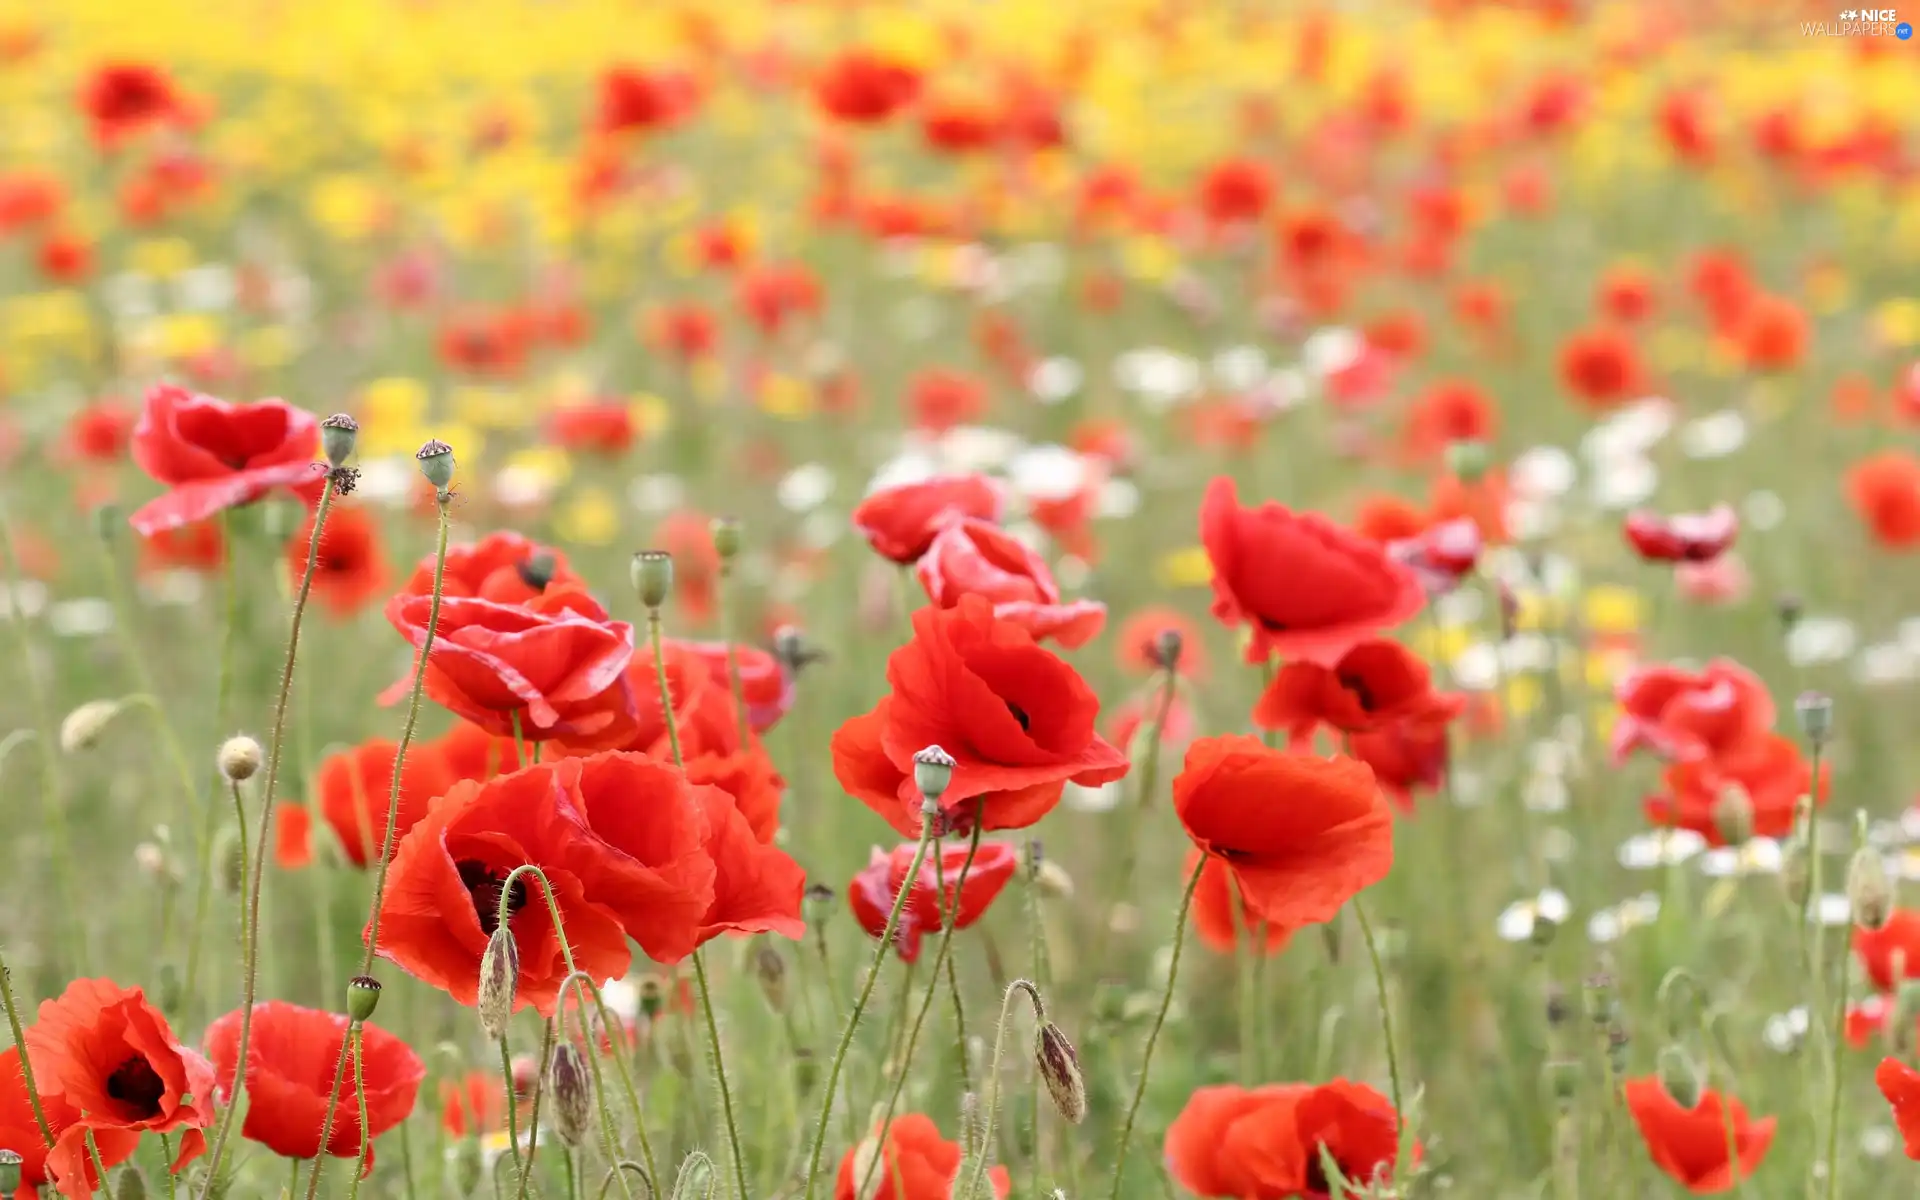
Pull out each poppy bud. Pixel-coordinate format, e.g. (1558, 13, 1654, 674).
(1605, 1023, 1630, 1076)
(773, 625, 826, 676)
(631, 550, 673, 609)
(59, 699, 123, 753)
(754, 943, 787, 1013)
(1529, 911, 1559, 951)
(710, 516, 743, 562)
(1544, 983, 1570, 1027)
(212, 824, 244, 894)
(1892, 982, 1920, 1054)
(959, 1090, 984, 1157)
(637, 974, 668, 1019)
(92, 503, 121, 542)
(1848, 846, 1894, 932)
(450, 1137, 482, 1195)
(516, 552, 557, 594)
(1781, 834, 1811, 908)
(0, 1150, 21, 1193)
(791, 1047, 818, 1097)
(671, 1152, 715, 1200)
(1033, 858, 1074, 900)
(415, 439, 456, 491)
(548, 1043, 592, 1148)
(913, 744, 956, 804)
(155, 964, 184, 1015)
(1446, 438, 1491, 483)
(1542, 1059, 1580, 1106)
(218, 734, 262, 783)
(1795, 691, 1833, 747)
(1152, 627, 1184, 673)
(1656, 1044, 1702, 1110)
(804, 882, 836, 908)
(478, 928, 518, 1040)
(1777, 592, 1804, 633)
(113, 1169, 147, 1200)
(1708, 785, 1753, 848)
(321, 413, 359, 468)
(1034, 1022, 1088, 1124)
(346, 976, 382, 1022)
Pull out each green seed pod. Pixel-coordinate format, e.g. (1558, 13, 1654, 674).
(1848, 846, 1895, 931)
(913, 745, 956, 803)
(710, 516, 743, 561)
(631, 550, 673, 608)
(415, 438, 456, 490)
(1794, 691, 1833, 747)
(0, 1150, 22, 1193)
(346, 975, 382, 1023)
(321, 413, 360, 468)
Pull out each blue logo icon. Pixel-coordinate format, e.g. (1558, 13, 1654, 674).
(1899, 20, 1915, 38)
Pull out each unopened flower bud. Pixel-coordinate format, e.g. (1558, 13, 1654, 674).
(113, 1169, 148, 1200)
(60, 699, 122, 753)
(478, 929, 519, 1040)
(1529, 912, 1559, 950)
(321, 413, 359, 468)
(1542, 1059, 1581, 1105)
(773, 624, 826, 676)
(1582, 972, 1617, 1025)
(1892, 983, 1920, 1054)
(154, 964, 184, 1015)
(92, 503, 121, 542)
(1712, 786, 1754, 848)
(671, 1152, 716, 1200)
(218, 735, 262, 782)
(754, 943, 788, 1013)
(631, 550, 673, 609)
(804, 883, 836, 908)
(638, 974, 668, 1019)
(1034, 1022, 1088, 1124)
(1034, 857, 1074, 900)
(548, 1043, 592, 1147)
(450, 1137, 482, 1195)
(1152, 628, 1184, 673)
(959, 1091, 984, 1157)
(1782, 835, 1811, 908)
(415, 439, 456, 491)
(516, 552, 557, 594)
(913, 745, 956, 803)
(1656, 1044, 1702, 1110)
(212, 825, 244, 894)
(1777, 593, 1804, 633)
(710, 516, 743, 562)
(1446, 439, 1491, 482)
(1544, 983, 1570, 1027)
(0, 1149, 22, 1192)
(1848, 847, 1894, 931)
(790, 1047, 818, 1097)
(346, 976, 382, 1022)
(1795, 691, 1833, 747)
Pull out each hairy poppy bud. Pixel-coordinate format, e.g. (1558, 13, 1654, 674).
(1892, 982, 1920, 1054)
(631, 550, 673, 609)
(1795, 691, 1833, 747)
(321, 413, 359, 469)
(959, 1091, 984, 1157)
(346, 976, 382, 1022)
(754, 943, 787, 1013)
(710, 516, 743, 562)
(1152, 627, 1184, 673)
(450, 1137, 482, 1195)
(415, 439, 456, 491)
(671, 1152, 716, 1200)
(1712, 785, 1753, 848)
(478, 928, 518, 1040)
(913, 745, 956, 804)
(218, 734, 262, 782)
(791, 1047, 818, 1097)
(1848, 846, 1894, 932)
(60, 699, 123, 754)
(113, 1169, 148, 1200)
(1542, 1059, 1581, 1106)
(0, 1149, 22, 1193)
(1034, 1022, 1088, 1124)
(1656, 1044, 1702, 1110)
(516, 551, 557, 594)
(548, 1043, 592, 1147)
(637, 974, 668, 1019)
(212, 825, 244, 894)
(1582, 971, 1617, 1025)
(1781, 834, 1811, 908)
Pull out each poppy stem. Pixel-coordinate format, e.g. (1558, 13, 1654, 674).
(514, 1019, 556, 1200)
(856, 823, 986, 1200)
(557, 974, 640, 1200)
(1094, 665, 1179, 971)
(184, 507, 242, 1012)
(198, 476, 337, 1199)
(303, 1030, 355, 1200)
(960, 979, 1046, 1200)
(715, 558, 753, 753)
(802, 798, 943, 1200)
(935, 849, 974, 1094)
(0, 947, 55, 1146)
(1107, 858, 1205, 1200)
(1354, 896, 1409, 1183)
(690, 950, 750, 1200)
(345, 1024, 371, 1200)
(1820, 921, 1849, 1200)
(499, 1035, 527, 1180)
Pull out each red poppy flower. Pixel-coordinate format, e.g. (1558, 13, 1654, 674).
(0, 1046, 139, 1198)
(592, 65, 698, 136)
(734, 261, 822, 338)
(1352, 495, 1429, 545)
(1610, 659, 1775, 765)
(1625, 505, 1738, 564)
(832, 596, 1129, 837)
(128, 385, 322, 535)
(1174, 735, 1390, 929)
(1597, 264, 1658, 324)
(1115, 607, 1206, 678)
(1400, 380, 1499, 464)
(655, 510, 722, 624)
(62, 401, 135, 465)
(1164, 1079, 1411, 1198)
(436, 309, 529, 377)
(546, 402, 637, 457)
(834, 1113, 1008, 1200)
(1253, 639, 1463, 746)
(284, 505, 391, 618)
(848, 841, 1019, 963)
(36, 230, 91, 283)
(138, 519, 227, 574)
(374, 755, 708, 1014)
(1186, 849, 1292, 957)
(1387, 517, 1483, 596)
(428, 720, 524, 787)
(687, 781, 806, 947)
(28, 979, 215, 1188)
(1736, 294, 1807, 372)
(1855, 910, 1920, 991)
(1557, 326, 1644, 411)
(1846, 451, 1920, 549)
(439, 1070, 507, 1140)
(1646, 733, 1828, 847)
(916, 518, 1105, 648)
(79, 62, 181, 146)
(678, 641, 792, 734)
(1877, 1057, 1920, 1158)
(853, 474, 1008, 565)
(317, 737, 458, 868)
(274, 802, 315, 869)
(399, 530, 584, 605)
(382, 588, 638, 747)
(1623, 1077, 1775, 1193)
(1197, 157, 1274, 226)
(204, 1003, 424, 1166)
(813, 51, 921, 125)
(1200, 477, 1426, 666)
(647, 302, 720, 361)
(905, 368, 988, 435)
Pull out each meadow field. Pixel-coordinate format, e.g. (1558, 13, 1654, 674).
(3, 0, 1920, 1196)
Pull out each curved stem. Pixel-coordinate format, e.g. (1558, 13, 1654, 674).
(0, 948, 54, 1146)
(935, 849, 973, 1094)
(499, 1036, 526, 1180)
(303, 1033, 356, 1200)
(959, 980, 1044, 1200)
(198, 480, 336, 1198)
(344, 1024, 371, 1200)
(692, 951, 749, 1200)
(1107, 859, 1205, 1200)
(514, 1019, 557, 1200)
(1354, 896, 1409, 1183)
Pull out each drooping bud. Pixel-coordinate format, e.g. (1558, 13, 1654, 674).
(913, 745, 956, 803)
(1712, 785, 1754, 848)
(346, 976, 382, 1022)
(670, 1152, 716, 1200)
(212, 825, 244, 894)
(710, 516, 743, 562)
(631, 550, 673, 609)
(1152, 627, 1184, 673)
(1446, 439, 1491, 483)
(1795, 691, 1833, 747)
(113, 1168, 148, 1200)
(60, 699, 123, 754)
(516, 552, 557, 594)
(218, 735, 262, 783)
(478, 929, 519, 1040)
(548, 1043, 592, 1147)
(1656, 1044, 1703, 1110)
(1782, 833, 1812, 908)
(754, 943, 788, 1013)
(321, 413, 360, 469)
(0, 1149, 22, 1192)
(1848, 846, 1894, 931)
(1034, 1022, 1088, 1124)
(415, 439, 456, 491)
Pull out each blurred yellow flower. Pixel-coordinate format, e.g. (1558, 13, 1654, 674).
(631, 394, 673, 437)
(1156, 546, 1213, 588)
(1582, 586, 1641, 635)
(308, 175, 383, 242)
(1121, 237, 1178, 285)
(129, 239, 197, 278)
(454, 387, 532, 431)
(1875, 299, 1920, 349)
(556, 487, 621, 547)
(758, 373, 814, 421)
(238, 325, 297, 371)
(156, 314, 224, 360)
(1504, 675, 1541, 719)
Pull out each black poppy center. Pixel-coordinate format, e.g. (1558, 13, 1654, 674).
(323, 554, 354, 573)
(1336, 670, 1377, 711)
(459, 861, 529, 934)
(106, 1055, 167, 1119)
(1006, 702, 1031, 732)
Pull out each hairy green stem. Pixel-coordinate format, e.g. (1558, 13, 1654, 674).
(1108, 859, 1204, 1200)
(1355, 896, 1409, 1183)
(960, 980, 1045, 1200)
(184, 508, 242, 1008)
(0, 948, 54, 1146)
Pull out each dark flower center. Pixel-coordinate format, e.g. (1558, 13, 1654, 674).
(459, 861, 529, 934)
(106, 1056, 167, 1119)
(323, 554, 353, 573)
(1337, 670, 1377, 711)
(1006, 702, 1031, 732)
